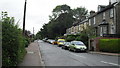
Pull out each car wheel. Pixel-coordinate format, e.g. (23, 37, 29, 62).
(69, 48, 71, 51)
(73, 48, 76, 52)
(66, 47, 69, 50)
(58, 45, 60, 47)
(84, 50, 87, 53)
(62, 46, 64, 49)
(64, 47, 66, 49)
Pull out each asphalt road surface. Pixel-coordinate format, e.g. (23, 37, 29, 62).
(38, 40, 119, 67)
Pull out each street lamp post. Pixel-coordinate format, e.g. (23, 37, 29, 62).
(23, 0, 27, 35)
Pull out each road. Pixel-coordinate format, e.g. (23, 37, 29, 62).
(38, 40, 119, 67)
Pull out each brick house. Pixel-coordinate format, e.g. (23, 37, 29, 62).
(65, 0, 120, 38)
(89, 1, 120, 51)
(64, 0, 120, 51)
(65, 19, 89, 35)
(89, 1, 120, 37)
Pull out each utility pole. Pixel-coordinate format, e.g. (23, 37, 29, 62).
(33, 27, 34, 38)
(23, 0, 27, 35)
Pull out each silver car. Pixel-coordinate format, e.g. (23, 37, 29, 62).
(62, 42, 71, 50)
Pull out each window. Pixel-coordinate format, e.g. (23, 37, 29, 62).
(100, 27, 103, 36)
(100, 26, 108, 36)
(103, 26, 107, 34)
(89, 19, 91, 26)
(111, 25, 115, 34)
(110, 8, 114, 18)
(93, 17, 96, 24)
(103, 12, 105, 19)
(77, 25, 79, 32)
(79, 25, 81, 31)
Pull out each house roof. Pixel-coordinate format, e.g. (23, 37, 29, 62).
(71, 2, 118, 26)
(89, 2, 117, 18)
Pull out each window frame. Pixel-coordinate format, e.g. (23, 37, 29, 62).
(93, 17, 96, 24)
(103, 12, 106, 19)
(110, 8, 114, 18)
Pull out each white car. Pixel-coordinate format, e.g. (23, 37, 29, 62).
(47, 39, 55, 44)
(49, 40, 55, 44)
(69, 41, 87, 52)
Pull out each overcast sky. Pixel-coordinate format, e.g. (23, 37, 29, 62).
(0, 0, 109, 34)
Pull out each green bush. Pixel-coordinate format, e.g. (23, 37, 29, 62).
(24, 37, 30, 47)
(66, 35, 76, 42)
(75, 34, 88, 46)
(75, 36, 81, 41)
(65, 34, 88, 47)
(99, 39, 120, 53)
(2, 12, 26, 66)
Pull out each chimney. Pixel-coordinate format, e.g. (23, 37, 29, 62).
(109, 0, 111, 5)
(90, 11, 95, 16)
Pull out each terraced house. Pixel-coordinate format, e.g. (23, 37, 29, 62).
(65, 0, 120, 38)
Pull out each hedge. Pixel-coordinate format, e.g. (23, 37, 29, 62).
(99, 39, 120, 53)
(75, 34, 88, 46)
(66, 35, 76, 42)
(2, 12, 27, 66)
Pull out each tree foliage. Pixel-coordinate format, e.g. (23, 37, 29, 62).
(36, 5, 88, 39)
(52, 4, 72, 19)
(72, 7, 88, 21)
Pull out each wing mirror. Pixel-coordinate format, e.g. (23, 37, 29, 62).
(72, 44, 75, 45)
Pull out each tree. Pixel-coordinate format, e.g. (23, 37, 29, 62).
(51, 4, 72, 19)
(37, 4, 74, 39)
(36, 5, 88, 39)
(72, 7, 88, 21)
(39, 24, 49, 38)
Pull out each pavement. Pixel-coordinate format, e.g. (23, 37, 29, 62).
(18, 41, 43, 66)
(89, 51, 120, 56)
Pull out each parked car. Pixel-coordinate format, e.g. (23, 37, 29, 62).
(52, 40, 57, 45)
(49, 40, 55, 44)
(42, 38, 48, 42)
(47, 39, 55, 44)
(57, 39, 65, 47)
(62, 42, 71, 50)
(69, 41, 87, 52)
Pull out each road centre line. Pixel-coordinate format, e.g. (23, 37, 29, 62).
(70, 53, 86, 59)
(100, 61, 120, 66)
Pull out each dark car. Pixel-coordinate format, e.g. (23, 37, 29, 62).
(42, 38, 48, 42)
(62, 42, 71, 50)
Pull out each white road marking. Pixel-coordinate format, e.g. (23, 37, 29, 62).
(27, 51, 34, 54)
(71, 53, 86, 59)
(101, 61, 120, 66)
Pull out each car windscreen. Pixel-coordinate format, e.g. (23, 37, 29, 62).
(65, 42, 71, 45)
(59, 41, 65, 42)
(72, 41, 84, 45)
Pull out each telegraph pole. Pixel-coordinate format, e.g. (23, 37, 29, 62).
(33, 27, 34, 38)
(23, 0, 27, 35)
